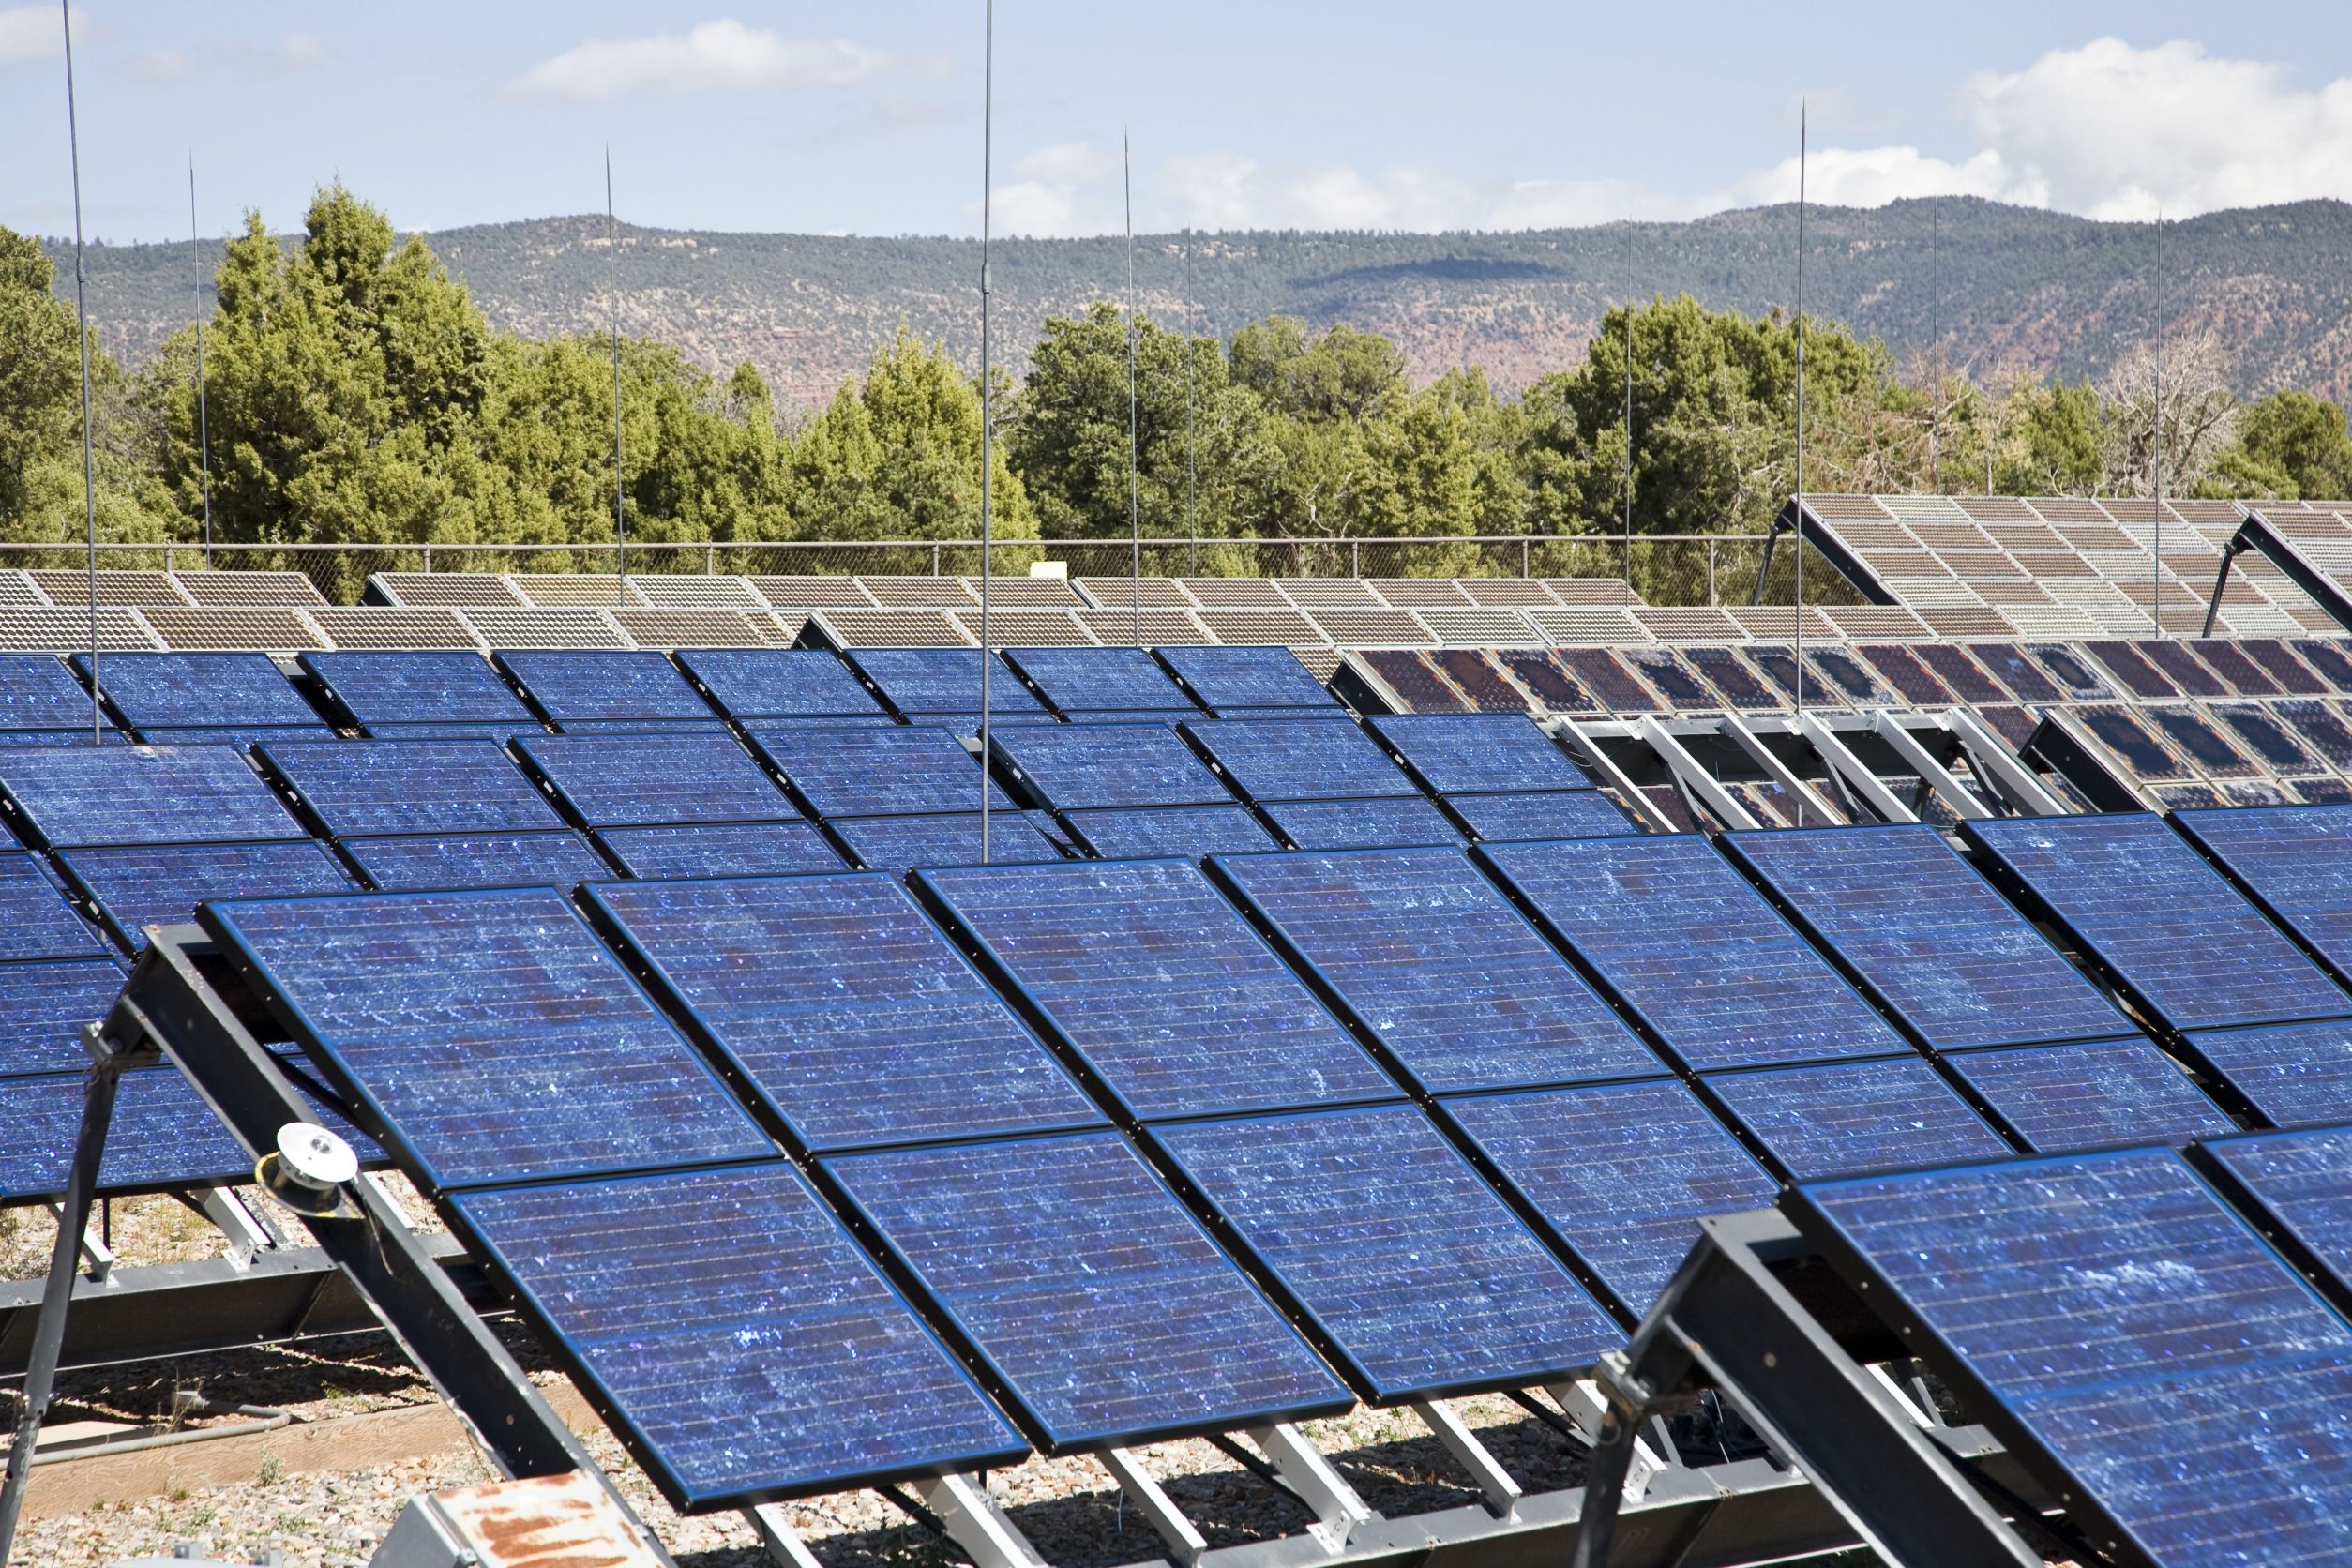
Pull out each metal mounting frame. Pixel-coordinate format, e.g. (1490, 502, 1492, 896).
(1545, 718, 1674, 833)
(2019, 710, 2157, 813)
(1792, 713, 1915, 823)
(1942, 710, 2068, 817)
(1865, 712, 1990, 821)
(1715, 714, 1844, 827)
(2204, 509, 2352, 638)
(1636, 716, 1759, 830)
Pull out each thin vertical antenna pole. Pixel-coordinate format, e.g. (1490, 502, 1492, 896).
(63, 0, 98, 744)
(1125, 130, 1140, 646)
(1929, 205, 1941, 494)
(189, 156, 212, 563)
(1793, 98, 1806, 718)
(1622, 225, 1634, 587)
(1184, 224, 1198, 578)
(607, 147, 626, 586)
(2152, 210, 2164, 637)
(977, 0, 994, 860)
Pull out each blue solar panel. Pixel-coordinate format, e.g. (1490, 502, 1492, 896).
(361, 722, 543, 742)
(1003, 646, 1198, 715)
(0, 745, 306, 849)
(989, 723, 1230, 810)
(492, 649, 714, 721)
(1966, 814, 2350, 1032)
(341, 831, 611, 893)
(673, 648, 891, 720)
(1724, 825, 2134, 1050)
(2199, 1128, 2352, 1306)
(550, 718, 737, 736)
(260, 739, 563, 837)
(0, 728, 123, 746)
(748, 724, 1015, 818)
(1482, 837, 1911, 1070)
(2186, 1020, 2352, 1129)
(72, 652, 323, 731)
(300, 652, 538, 727)
(0, 656, 102, 731)
(202, 888, 776, 1190)
(1706, 1059, 2014, 1180)
(0, 852, 110, 960)
(446, 1163, 1026, 1507)
(1444, 1079, 1777, 1316)
(595, 822, 845, 879)
(828, 811, 1065, 871)
(1944, 1041, 2236, 1153)
(1365, 715, 1593, 795)
(1442, 791, 1637, 842)
(2174, 805, 2352, 984)
(0, 958, 126, 1074)
(513, 733, 796, 828)
(1154, 1107, 1626, 1397)
(1260, 797, 1464, 850)
(132, 725, 342, 749)
(1061, 806, 1280, 860)
(1213, 846, 1661, 1093)
(60, 841, 359, 952)
(1794, 1148, 2352, 1568)
(843, 648, 1048, 718)
(1182, 717, 1418, 803)
(825, 1131, 1349, 1448)
(915, 858, 1397, 1121)
(1155, 646, 1334, 712)
(588, 875, 1103, 1152)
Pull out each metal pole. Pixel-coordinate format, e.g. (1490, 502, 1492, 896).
(977, 0, 994, 861)
(1929, 205, 1941, 494)
(63, 0, 99, 746)
(608, 147, 626, 588)
(1622, 225, 1634, 587)
(1793, 99, 1807, 716)
(1125, 130, 1141, 647)
(189, 155, 212, 563)
(1184, 224, 1198, 579)
(2152, 209, 2164, 637)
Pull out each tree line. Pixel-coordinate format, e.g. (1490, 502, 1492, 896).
(5, 185, 2350, 595)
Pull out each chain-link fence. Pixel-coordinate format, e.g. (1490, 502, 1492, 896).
(0, 534, 1864, 610)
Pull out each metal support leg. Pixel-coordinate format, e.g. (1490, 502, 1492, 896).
(198, 1187, 280, 1270)
(1866, 713, 1989, 821)
(1793, 714, 1914, 823)
(912, 1472, 1050, 1568)
(1411, 1400, 1521, 1517)
(1943, 710, 2066, 816)
(43, 1200, 114, 1284)
(1748, 523, 1782, 607)
(746, 1504, 827, 1568)
(2202, 543, 2242, 639)
(1098, 1446, 1209, 1565)
(1244, 1423, 1376, 1552)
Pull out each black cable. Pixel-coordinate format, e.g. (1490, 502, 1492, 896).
(873, 1484, 955, 1542)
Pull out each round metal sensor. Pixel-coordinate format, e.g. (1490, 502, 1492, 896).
(277, 1123, 359, 1189)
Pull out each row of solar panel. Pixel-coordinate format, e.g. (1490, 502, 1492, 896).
(126, 802, 2352, 1514)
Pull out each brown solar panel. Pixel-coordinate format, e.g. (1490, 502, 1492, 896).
(1365, 578, 1475, 607)
(1075, 577, 1196, 608)
(1458, 579, 1560, 607)
(1276, 578, 1385, 607)
(307, 608, 482, 649)
(1306, 609, 1435, 646)
(173, 571, 328, 607)
(747, 577, 876, 609)
(1820, 605, 1934, 639)
(0, 572, 47, 606)
(1854, 644, 1957, 706)
(960, 578, 1088, 606)
(1634, 607, 1745, 642)
(1802, 494, 1893, 520)
(1544, 578, 1642, 606)
(1913, 605, 2023, 640)
(1952, 495, 2039, 521)
(140, 607, 327, 651)
(1834, 524, 1917, 550)
(30, 570, 189, 606)
(1910, 643, 2011, 703)
(2007, 550, 2097, 579)
(2055, 523, 2139, 550)
(1972, 580, 2058, 607)
(946, 608, 1096, 646)
(1496, 651, 1605, 715)
(1289, 646, 1344, 684)
(1183, 578, 1289, 606)
(856, 577, 978, 607)
(610, 610, 781, 648)
(1980, 523, 2067, 551)
(1425, 650, 1534, 713)
(1553, 648, 1666, 715)
(1414, 609, 1544, 645)
(460, 608, 632, 648)
(2030, 498, 2116, 523)
(506, 574, 641, 607)
(0, 608, 158, 650)
(1075, 609, 1214, 644)
(368, 573, 526, 607)
(1195, 608, 1325, 643)
(628, 576, 770, 610)
(768, 611, 810, 643)
(1357, 649, 1470, 713)
(810, 610, 973, 646)
(1854, 548, 1943, 576)
(1726, 606, 1840, 640)
(1907, 524, 1998, 552)
(1935, 550, 2028, 580)
(1526, 608, 1648, 642)
(2169, 499, 2247, 524)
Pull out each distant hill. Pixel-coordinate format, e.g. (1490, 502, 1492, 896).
(44, 196, 2352, 407)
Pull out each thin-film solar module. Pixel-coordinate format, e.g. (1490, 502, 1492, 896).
(1153, 645, 1333, 711)
(0, 745, 306, 849)
(2239, 640, 2329, 696)
(1944, 1040, 2236, 1153)
(446, 1163, 1026, 1508)
(2197, 1128, 2352, 1306)
(914, 858, 1397, 1121)
(2275, 700, 2352, 770)
(1481, 837, 1911, 1070)
(1723, 825, 2133, 1050)
(1211, 847, 1660, 1093)
(1440, 790, 1638, 842)
(2181, 639, 2283, 698)
(1364, 714, 1592, 794)
(513, 732, 797, 828)
(60, 841, 359, 952)
(595, 822, 844, 879)
(1444, 1078, 1777, 1316)
(1621, 648, 1720, 710)
(1003, 646, 1198, 715)
(824, 1131, 1349, 1448)
(1154, 1106, 1625, 1397)
(2209, 704, 2322, 775)
(1260, 797, 1464, 850)
(748, 725, 1015, 818)
(492, 649, 713, 721)
(72, 652, 324, 730)
(2141, 706, 2261, 777)
(1792, 1148, 2352, 1567)
(2027, 643, 2115, 701)
(827, 811, 1065, 871)
(1965, 814, 2350, 1032)
(1060, 805, 1280, 860)
(2174, 805, 2352, 985)
(1495, 652, 1603, 715)
(260, 739, 563, 837)
(2292, 638, 2352, 694)
(2187, 1020, 2352, 1130)
(2134, 639, 2231, 698)
(342, 831, 611, 893)
(300, 652, 537, 727)
(1181, 717, 1418, 804)
(588, 874, 1102, 1152)
(1552, 649, 1664, 714)
(673, 648, 890, 719)
(1964, 643, 2064, 703)
(201, 888, 775, 1190)
(1682, 647, 1783, 711)
(843, 647, 1048, 718)
(1705, 1058, 2014, 1181)
(988, 723, 1230, 810)
(0, 852, 110, 961)
(0, 958, 127, 1074)
(1910, 643, 2011, 704)
(0, 655, 106, 731)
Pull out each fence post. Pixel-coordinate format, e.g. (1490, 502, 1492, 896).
(423, 546, 432, 574)
(933, 543, 942, 576)
(1520, 538, 1530, 579)
(1708, 539, 1717, 605)
(706, 543, 716, 574)
(165, 542, 174, 574)
(1349, 541, 1360, 579)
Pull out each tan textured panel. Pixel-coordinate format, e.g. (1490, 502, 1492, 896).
(369, 573, 526, 607)
(1971, 580, 2058, 607)
(947, 608, 1098, 645)
(1275, 578, 1386, 607)
(1980, 523, 2067, 551)
(1856, 548, 1945, 576)
(141, 607, 327, 651)
(173, 572, 328, 607)
(1820, 605, 1933, 639)
(1907, 523, 1998, 551)
(1544, 578, 1643, 606)
(1634, 607, 1746, 642)
(1915, 605, 2022, 640)
(29, 570, 191, 606)
(2008, 550, 2098, 579)
(1458, 579, 1561, 606)
(2030, 497, 2117, 523)
(610, 610, 780, 648)
(959, 578, 1088, 606)
(1414, 609, 1546, 645)
(1802, 494, 1893, 519)
(1727, 605, 1839, 640)
(1525, 607, 1650, 642)
(1076, 609, 1214, 644)
(1364, 578, 1475, 607)
(1183, 578, 1289, 606)
(1289, 646, 1343, 683)
(0, 572, 48, 606)
(1952, 495, 2040, 521)
(855, 577, 978, 607)
(308, 608, 483, 649)
(0, 608, 159, 650)
(813, 610, 974, 646)
(627, 576, 769, 610)
(1194, 608, 1326, 643)
(1076, 577, 1196, 608)
(460, 608, 632, 648)
(747, 577, 876, 608)
(506, 574, 643, 608)
(1305, 609, 1435, 646)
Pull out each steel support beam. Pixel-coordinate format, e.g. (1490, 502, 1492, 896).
(1636, 716, 1759, 830)
(1792, 714, 1914, 823)
(1866, 713, 1990, 821)
(1942, 711, 2068, 817)
(1716, 715, 1844, 826)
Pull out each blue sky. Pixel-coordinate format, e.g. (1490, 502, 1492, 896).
(2, 2, 2348, 242)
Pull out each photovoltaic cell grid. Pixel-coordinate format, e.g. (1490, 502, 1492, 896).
(1481, 837, 1912, 1070)
(58, 841, 359, 952)
(827, 812, 1067, 872)
(1004, 646, 1198, 716)
(0, 745, 306, 849)
(1060, 806, 1280, 860)
(299, 652, 538, 727)
(1440, 791, 1638, 842)
(1182, 717, 1421, 803)
(2173, 805, 2352, 983)
(673, 648, 890, 719)
(1965, 814, 2352, 1033)
(1364, 714, 1592, 795)
(1943, 1040, 2236, 1153)
(2199, 1127, 2352, 1308)
(260, 739, 563, 837)
(827, 1132, 1350, 1448)
(594, 823, 844, 879)
(750, 725, 1014, 818)
(0, 853, 111, 961)
(0, 958, 127, 1075)
(0, 655, 108, 731)
(341, 832, 613, 894)
(2187, 1019, 2352, 1130)
(843, 647, 1049, 718)
(513, 733, 799, 829)
(73, 652, 325, 731)
(492, 649, 714, 722)
(1722, 825, 2133, 1051)
(1259, 797, 1463, 850)
(1706, 1058, 2014, 1180)
(988, 723, 1231, 810)
(1154, 645, 1334, 711)
(1793, 1149, 2352, 1567)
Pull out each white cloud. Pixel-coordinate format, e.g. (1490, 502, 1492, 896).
(507, 19, 888, 99)
(1014, 143, 1116, 184)
(129, 32, 324, 82)
(0, 5, 59, 68)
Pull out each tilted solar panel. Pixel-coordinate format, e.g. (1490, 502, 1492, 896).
(1440, 790, 1638, 842)
(1965, 814, 2350, 1032)
(588, 874, 1102, 1153)
(1211, 847, 1660, 1093)
(133, 725, 343, 749)
(824, 1131, 1349, 1448)
(0, 745, 307, 849)
(1154, 645, 1333, 711)
(202, 888, 775, 1190)
(1723, 825, 2133, 1050)
(1943, 1040, 2236, 1153)
(1259, 796, 1465, 850)
(492, 649, 713, 722)
(2275, 700, 2352, 771)
(747, 724, 1015, 818)
(1964, 643, 2064, 703)
(594, 822, 845, 879)
(1444, 1078, 1777, 1317)
(340, 830, 610, 893)
(2173, 805, 2352, 984)
(1060, 805, 1280, 860)
(59, 840, 359, 952)
(673, 648, 889, 720)
(259, 739, 563, 837)
(72, 651, 324, 730)
(0, 655, 105, 731)
(360, 722, 540, 742)
(1705, 1058, 2014, 1181)
(0, 958, 126, 1074)
(2186, 1019, 2352, 1130)
(1003, 646, 1197, 715)
(0, 852, 111, 961)
(2209, 703, 2324, 776)
(988, 722, 1231, 810)
(1481, 837, 1912, 1070)
(1364, 714, 1591, 795)
(827, 811, 1065, 872)
(914, 858, 1397, 1121)
(842, 647, 1048, 718)
(1154, 1106, 1627, 1397)
(1182, 717, 1419, 804)
(513, 732, 797, 828)
(1791, 1149, 2352, 1567)
(2197, 1128, 2352, 1307)
(550, 718, 736, 737)
(446, 1163, 1026, 1508)
(300, 652, 537, 727)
